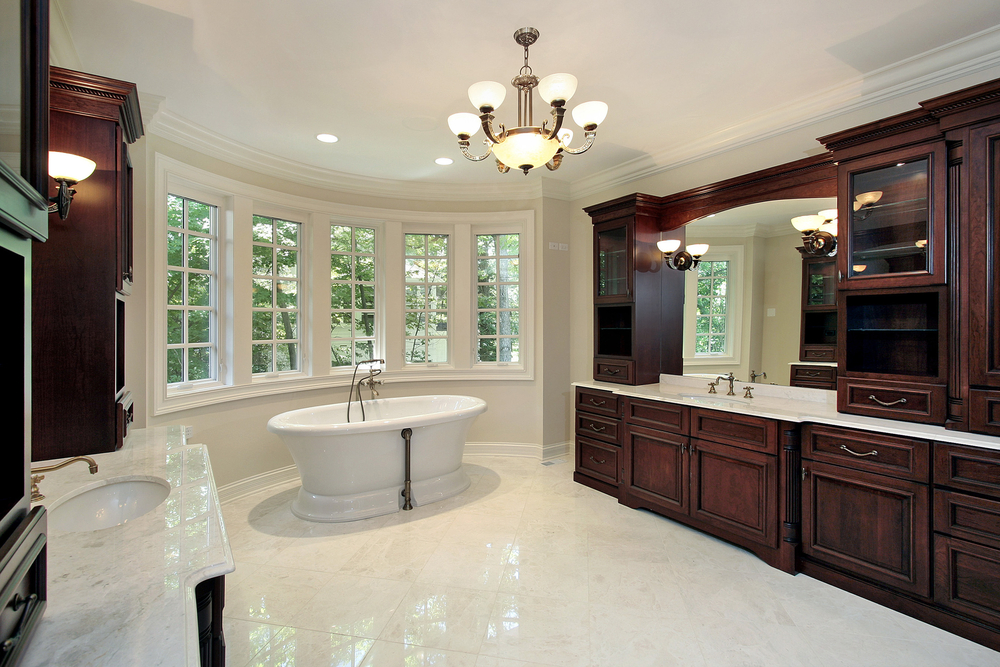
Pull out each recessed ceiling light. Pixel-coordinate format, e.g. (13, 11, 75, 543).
(317, 134, 338, 143)
(435, 157, 454, 166)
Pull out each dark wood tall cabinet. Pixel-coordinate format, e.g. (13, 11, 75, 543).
(32, 68, 142, 461)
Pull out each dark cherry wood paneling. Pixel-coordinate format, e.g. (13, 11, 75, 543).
(837, 378, 948, 424)
(691, 408, 778, 455)
(969, 389, 1000, 436)
(802, 460, 931, 598)
(803, 424, 930, 482)
(690, 438, 776, 548)
(934, 443, 1000, 499)
(935, 535, 1000, 627)
(967, 122, 1000, 390)
(935, 490, 1000, 550)
(623, 424, 688, 515)
(575, 387, 621, 419)
(576, 437, 620, 486)
(574, 412, 621, 446)
(624, 397, 689, 435)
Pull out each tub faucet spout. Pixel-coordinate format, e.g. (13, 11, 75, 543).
(348, 359, 385, 422)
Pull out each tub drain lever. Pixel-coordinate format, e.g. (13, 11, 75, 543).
(401, 428, 413, 511)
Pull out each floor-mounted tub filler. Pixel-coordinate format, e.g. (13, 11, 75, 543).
(267, 395, 487, 522)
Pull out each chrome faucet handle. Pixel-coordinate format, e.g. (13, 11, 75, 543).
(707, 381, 718, 394)
(743, 386, 754, 399)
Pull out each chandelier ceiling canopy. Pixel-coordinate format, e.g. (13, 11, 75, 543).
(448, 27, 608, 175)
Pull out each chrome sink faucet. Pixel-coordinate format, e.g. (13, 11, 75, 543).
(30, 455, 99, 502)
(750, 370, 767, 383)
(714, 372, 737, 396)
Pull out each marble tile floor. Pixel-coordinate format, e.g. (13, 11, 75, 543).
(221, 456, 1000, 667)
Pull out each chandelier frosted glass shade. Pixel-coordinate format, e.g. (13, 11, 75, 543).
(791, 214, 824, 232)
(448, 27, 608, 174)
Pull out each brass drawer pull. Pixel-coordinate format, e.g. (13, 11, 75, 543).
(603, 368, 621, 375)
(868, 394, 907, 407)
(589, 398, 607, 406)
(589, 455, 607, 465)
(588, 423, 607, 433)
(840, 444, 878, 457)
(802, 371, 822, 377)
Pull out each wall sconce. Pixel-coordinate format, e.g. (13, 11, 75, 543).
(791, 208, 838, 257)
(853, 190, 882, 220)
(48, 152, 96, 220)
(657, 239, 710, 271)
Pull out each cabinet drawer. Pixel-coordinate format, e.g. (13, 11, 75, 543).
(575, 387, 621, 418)
(625, 397, 689, 435)
(934, 490, 1000, 550)
(576, 437, 619, 486)
(790, 365, 837, 382)
(803, 424, 929, 482)
(594, 358, 634, 384)
(802, 460, 931, 598)
(691, 408, 778, 455)
(802, 348, 836, 362)
(934, 444, 1000, 499)
(969, 389, 1000, 437)
(934, 535, 1000, 626)
(837, 378, 947, 424)
(575, 412, 621, 445)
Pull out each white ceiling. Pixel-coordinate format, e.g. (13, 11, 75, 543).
(55, 0, 1000, 191)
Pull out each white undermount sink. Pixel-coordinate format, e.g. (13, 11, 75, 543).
(49, 476, 171, 532)
(677, 392, 749, 406)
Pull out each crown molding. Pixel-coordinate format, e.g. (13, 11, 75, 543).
(146, 108, 552, 203)
(568, 25, 1000, 202)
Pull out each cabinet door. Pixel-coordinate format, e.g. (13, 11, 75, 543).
(968, 121, 1000, 388)
(594, 219, 632, 302)
(935, 535, 1000, 627)
(838, 142, 947, 289)
(690, 439, 777, 548)
(623, 424, 688, 515)
(802, 460, 930, 597)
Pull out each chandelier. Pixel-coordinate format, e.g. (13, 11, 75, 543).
(447, 27, 608, 175)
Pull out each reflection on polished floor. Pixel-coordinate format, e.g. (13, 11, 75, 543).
(221, 456, 1000, 667)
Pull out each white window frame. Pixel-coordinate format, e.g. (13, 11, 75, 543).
(402, 229, 452, 367)
(329, 218, 382, 368)
(152, 154, 533, 416)
(683, 245, 743, 367)
(473, 225, 524, 367)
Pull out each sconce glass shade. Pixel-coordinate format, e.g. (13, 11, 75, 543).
(491, 129, 560, 171)
(538, 73, 578, 104)
(819, 218, 838, 236)
(687, 243, 710, 257)
(657, 239, 681, 253)
(853, 190, 883, 210)
(853, 264, 867, 273)
(49, 152, 96, 184)
(818, 208, 838, 222)
(572, 101, 608, 129)
(557, 128, 573, 145)
(468, 81, 506, 111)
(915, 239, 928, 248)
(791, 214, 823, 232)
(448, 113, 482, 138)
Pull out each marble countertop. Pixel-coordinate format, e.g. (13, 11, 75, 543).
(21, 426, 234, 667)
(575, 375, 1000, 452)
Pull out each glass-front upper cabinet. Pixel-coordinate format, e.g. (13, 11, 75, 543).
(594, 219, 633, 302)
(838, 142, 947, 288)
(803, 257, 836, 308)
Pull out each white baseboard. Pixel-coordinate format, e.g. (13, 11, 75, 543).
(217, 465, 299, 504)
(542, 440, 571, 461)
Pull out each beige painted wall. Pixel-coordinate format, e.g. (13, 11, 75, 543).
(760, 232, 805, 384)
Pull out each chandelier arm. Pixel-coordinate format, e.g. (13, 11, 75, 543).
(560, 130, 597, 155)
(480, 113, 503, 145)
(541, 106, 566, 140)
(458, 139, 493, 162)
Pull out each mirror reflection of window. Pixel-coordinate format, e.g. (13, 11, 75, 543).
(0, 0, 22, 174)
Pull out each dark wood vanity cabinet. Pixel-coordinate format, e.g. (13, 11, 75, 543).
(586, 196, 684, 385)
(621, 398, 796, 573)
(573, 387, 623, 497)
(32, 69, 143, 461)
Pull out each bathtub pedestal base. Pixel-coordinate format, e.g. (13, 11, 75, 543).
(291, 467, 471, 522)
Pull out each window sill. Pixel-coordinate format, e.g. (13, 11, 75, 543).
(153, 365, 533, 416)
(684, 355, 740, 367)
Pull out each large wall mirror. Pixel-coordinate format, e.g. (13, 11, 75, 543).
(680, 197, 836, 386)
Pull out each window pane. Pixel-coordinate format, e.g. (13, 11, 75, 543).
(252, 245, 273, 276)
(405, 234, 425, 256)
(711, 316, 726, 334)
(355, 227, 375, 253)
(478, 338, 497, 362)
(405, 285, 425, 309)
(167, 309, 183, 344)
(167, 270, 184, 305)
(426, 259, 447, 283)
(188, 310, 210, 344)
(188, 237, 211, 271)
(331, 342, 352, 367)
(331, 312, 352, 338)
(331, 283, 352, 309)
(405, 259, 426, 282)
(252, 312, 272, 340)
(405, 338, 426, 363)
(331, 225, 351, 252)
(406, 312, 426, 336)
(427, 338, 448, 363)
(427, 235, 448, 256)
(187, 201, 212, 233)
(188, 273, 211, 306)
(355, 255, 375, 282)
(276, 343, 298, 372)
(167, 348, 184, 383)
(252, 216, 273, 242)
(499, 258, 519, 282)
(427, 285, 447, 309)
(276, 249, 298, 277)
(499, 285, 519, 308)
(276, 281, 298, 309)
(478, 259, 497, 283)
(696, 317, 710, 334)
(275, 220, 298, 247)
(167, 195, 184, 229)
(478, 285, 496, 309)
(252, 344, 272, 373)
(276, 311, 297, 340)
(167, 231, 184, 267)
(188, 346, 211, 380)
(709, 335, 725, 354)
(499, 310, 519, 335)
(427, 311, 447, 334)
(355, 284, 375, 310)
(478, 311, 497, 336)
(354, 312, 375, 337)
(500, 337, 519, 362)
(477, 235, 496, 257)
(711, 297, 726, 314)
(331, 254, 352, 280)
(497, 234, 519, 256)
(354, 340, 374, 364)
(696, 297, 710, 315)
(252, 279, 273, 307)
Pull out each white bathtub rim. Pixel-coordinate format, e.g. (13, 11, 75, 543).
(267, 394, 487, 435)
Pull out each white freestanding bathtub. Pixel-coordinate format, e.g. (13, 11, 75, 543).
(267, 395, 487, 522)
